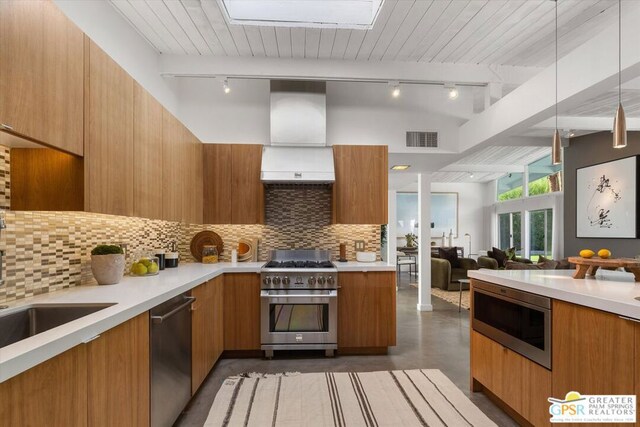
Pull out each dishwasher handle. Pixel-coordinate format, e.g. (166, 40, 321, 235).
(151, 296, 195, 324)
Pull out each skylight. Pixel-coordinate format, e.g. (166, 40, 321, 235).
(218, 0, 385, 30)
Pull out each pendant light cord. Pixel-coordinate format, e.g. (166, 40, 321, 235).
(555, 0, 558, 130)
(619, 0, 622, 106)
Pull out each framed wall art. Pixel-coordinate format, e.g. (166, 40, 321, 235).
(576, 156, 639, 238)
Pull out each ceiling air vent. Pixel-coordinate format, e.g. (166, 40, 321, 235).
(406, 131, 438, 148)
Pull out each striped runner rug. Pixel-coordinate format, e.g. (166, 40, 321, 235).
(205, 369, 497, 427)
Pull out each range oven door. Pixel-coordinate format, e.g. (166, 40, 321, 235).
(261, 289, 337, 346)
(472, 281, 551, 369)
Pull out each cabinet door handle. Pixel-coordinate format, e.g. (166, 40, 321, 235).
(0, 123, 13, 131)
(619, 315, 640, 323)
(82, 334, 101, 344)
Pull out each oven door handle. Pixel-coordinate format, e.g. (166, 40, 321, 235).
(261, 290, 337, 298)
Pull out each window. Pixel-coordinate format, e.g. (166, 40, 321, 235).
(497, 173, 524, 201)
(396, 193, 418, 237)
(529, 208, 553, 262)
(527, 155, 563, 196)
(498, 212, 522, 255)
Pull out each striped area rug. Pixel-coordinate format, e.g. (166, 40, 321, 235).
(205, 369, 497, 427)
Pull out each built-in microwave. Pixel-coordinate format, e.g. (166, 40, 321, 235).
(472, 280, 552, 369)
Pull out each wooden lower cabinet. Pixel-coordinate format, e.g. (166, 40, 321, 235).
(224, 273, 261, 351)
(337, 272, 396, 349)
(87, 313, 150, 427)
(192, 276, 224, 394)
(636, 323, 640, 420)
(471, 331, 551, 426)
(552, 300, 635, 427)
(0, 344, 88, 426)
(0, 313, 149, 426)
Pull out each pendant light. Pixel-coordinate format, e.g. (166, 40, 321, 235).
(551, 0, 562, 165)
(613, 0, 627, 149)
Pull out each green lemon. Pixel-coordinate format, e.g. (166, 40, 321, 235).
(147, 263, 159, 274)
(131, 263, 148, 276)
(140, 258, 152, 268)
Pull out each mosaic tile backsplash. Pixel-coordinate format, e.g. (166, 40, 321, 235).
(0, 147, 380, 303)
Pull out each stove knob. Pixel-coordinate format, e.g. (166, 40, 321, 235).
(263, 277, 271, 286)
(317, 276, 326, 286)
(326, 276, 334, 286)
(282, 276, 290, 286)
(273, 276, 281, 285)
(308, 277, 316, 286)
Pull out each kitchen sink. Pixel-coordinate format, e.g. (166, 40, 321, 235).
(0, 303, 115, 348)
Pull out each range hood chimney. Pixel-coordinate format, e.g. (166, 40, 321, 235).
(262, 81, 334, 183)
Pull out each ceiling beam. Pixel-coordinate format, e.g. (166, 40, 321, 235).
(159, 54, 542, 86)
(439, 164, 525, 174)
(457, 2, 640, 153)
(534, 116, 640, 131)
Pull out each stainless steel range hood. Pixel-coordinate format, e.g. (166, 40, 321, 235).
(262, 81, 334, 183)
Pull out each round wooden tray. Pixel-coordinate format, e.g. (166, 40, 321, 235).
(190, 231, 224, 262)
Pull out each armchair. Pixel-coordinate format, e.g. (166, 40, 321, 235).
(431, 257, 478, 291)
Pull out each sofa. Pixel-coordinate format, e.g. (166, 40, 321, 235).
(477, 248, 533, 270)
(431, 256, 478, 291)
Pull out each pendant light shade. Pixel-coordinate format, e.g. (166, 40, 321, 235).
(613, 103, 627, 148)
(552, 129, 562, 164)
(613, 0, 627, 149)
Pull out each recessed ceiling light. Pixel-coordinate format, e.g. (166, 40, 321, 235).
(469, 172, 474, 178)
(223, 79, 231, 94)
(391, 165, 410, 171)
(444, 83, 458, 100)
(219, 0, 385, 30)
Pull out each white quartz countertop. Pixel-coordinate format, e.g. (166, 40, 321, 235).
(468, 269, 640, 319)
(0, 259, 395, 382)
(335, 261, 396, 272)
(0, 262, 262, 383)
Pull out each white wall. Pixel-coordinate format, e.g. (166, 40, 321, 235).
(177, 78, 270, 144)
(54, 1, 180, 116)
(175, 78, 472, 151)
(431, 183, 487, 255)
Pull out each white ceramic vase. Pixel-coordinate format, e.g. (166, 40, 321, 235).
(91, 254, 125, 285)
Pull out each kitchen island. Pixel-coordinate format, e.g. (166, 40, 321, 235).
(468, 269, 640, 426)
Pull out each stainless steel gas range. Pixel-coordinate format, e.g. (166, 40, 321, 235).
(260, 249, 338, 358)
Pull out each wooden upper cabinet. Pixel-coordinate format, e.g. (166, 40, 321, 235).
(42, 0, 84, 155)
(0, 344, 88, 426)
(0, 0, 83, 155)
(161, 109, 184, 222)
(333, 145, 388, 224)
(203, 144, 264, 224)
(553, 300, 635, 397)
(183, 127, 203, 224)
(337, 272, 396, 349)
(203, 144, 232, 224)
(84, 38, 134, 216)
(133, 83, 163, 220)
(231, 144, 264, 224)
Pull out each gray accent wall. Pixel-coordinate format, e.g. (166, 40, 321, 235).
(564, 131, 640, 258)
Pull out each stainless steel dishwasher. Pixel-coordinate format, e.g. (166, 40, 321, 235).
(150, 293, 195, 427)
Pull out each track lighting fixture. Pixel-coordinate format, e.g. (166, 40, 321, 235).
(223, 79, 231, 94)
(389, 81, 400, 98)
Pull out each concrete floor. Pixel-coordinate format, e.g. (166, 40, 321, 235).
(176, 276, 517, 426)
